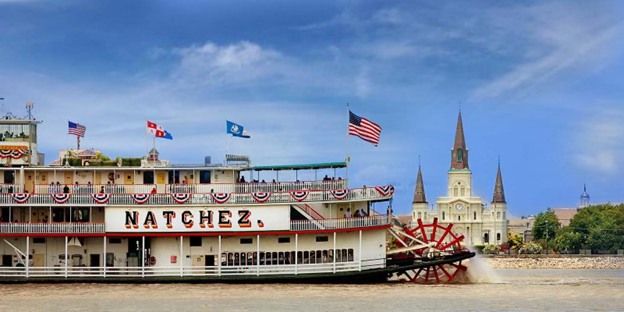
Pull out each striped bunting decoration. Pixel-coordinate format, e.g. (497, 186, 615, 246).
(11, 193, 31, 204)
(91, 193, 110, 204)
(251, 192, 271, 203)
(211, 193, 231, 204)
(374, 185, 395, 197)
(171, 193, 191, 204)
(131, 193, 151, 204)
(331, 189, 349, 200)
(290, 190, 309, 202)
(51, 193, 71, 204)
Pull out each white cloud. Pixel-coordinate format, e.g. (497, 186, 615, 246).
(574, 108, 624, 174)
(172, 41, 283, 86)
(471, 3, 622, 101)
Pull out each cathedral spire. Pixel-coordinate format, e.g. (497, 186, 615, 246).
(492, 161, 506, 203)
(451, 111, 469, 170)
(413, 164, 427, 203)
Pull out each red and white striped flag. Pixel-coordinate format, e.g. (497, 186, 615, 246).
(348, 111, 382, 145)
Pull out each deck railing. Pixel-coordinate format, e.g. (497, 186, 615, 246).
(0, 216, 388, 234)
(33, 180, 348, 195)
(0, 258, 386, 279)
(0, 185, 392, 206)
(0, 184, 22, 193)
(290, 215, 390, 231)
(0, 223, 105, 234)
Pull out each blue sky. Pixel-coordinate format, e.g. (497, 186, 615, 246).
(1, 0, 623, 216)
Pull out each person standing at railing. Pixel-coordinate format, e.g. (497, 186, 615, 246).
(63, 185, 70, 194)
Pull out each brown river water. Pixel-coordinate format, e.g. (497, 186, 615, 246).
(0, 269, 622, 311)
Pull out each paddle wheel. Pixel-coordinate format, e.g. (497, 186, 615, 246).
(387, 217, 471, 283)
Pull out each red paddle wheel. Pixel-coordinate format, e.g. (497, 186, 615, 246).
(387, 217, 470, 283)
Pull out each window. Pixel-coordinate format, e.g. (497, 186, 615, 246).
(278, 237, 290, 244)
(190, 236, 202, 247)
(442, 211, 445, 220)
(496, 211, 501, 219)
(496, 233, 501, 241)
(240, 238, 253, 244)
(315, 236, 329, 242)
(458, 215, 461, 221)
(33, 237, 46, 244)
(453, 187, 458, 196)
(474, 211, 477, 220)
(109, 238, 122, 244)
(460, 187, 465, 196)
(199, 170, 211, 184)
(457, 149, 464, 162)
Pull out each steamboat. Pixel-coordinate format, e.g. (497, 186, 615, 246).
(0, 108, 474, 283)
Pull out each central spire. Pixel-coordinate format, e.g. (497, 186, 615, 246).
(413, 165, 427, 203)
(450, 111, 469, 169)
(492, 162, 506, 203)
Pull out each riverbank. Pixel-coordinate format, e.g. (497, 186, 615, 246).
(484, 255, 624, 269)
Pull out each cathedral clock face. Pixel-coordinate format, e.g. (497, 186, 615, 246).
(455, 203, 464, 211)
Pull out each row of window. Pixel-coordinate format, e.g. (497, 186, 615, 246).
(221, 249, 355, 266)
(190, 236, 329, 247)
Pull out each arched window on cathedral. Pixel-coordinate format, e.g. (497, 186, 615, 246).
(442, 211, 445, 220)
(460, 187, 465, 196)
(473, 211, 477, 220)
(453, 187, 458, 197)
(458, 215, 461, 221)
(457, 149, 463, 162)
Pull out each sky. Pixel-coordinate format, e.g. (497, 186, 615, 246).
(0, 0, 623, 217)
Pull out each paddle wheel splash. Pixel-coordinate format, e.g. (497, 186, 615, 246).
(387, 217, 474, 283)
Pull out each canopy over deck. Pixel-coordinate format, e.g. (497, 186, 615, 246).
(250, 161, 347, 171)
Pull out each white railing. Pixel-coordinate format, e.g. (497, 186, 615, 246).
(0, 216, 387, 234)
(290, 215, 390, 231)
(0, 223, 105, 234)
(0, 184, 21, 193)
(0, 185, 393, 206)
(0, 258, 386, 279)
(33, 180, 348, 195)
(35, 184, 156, 194)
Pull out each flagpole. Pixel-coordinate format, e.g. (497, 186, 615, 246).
(345, 103, 350, 182)
(77, 135, 80, 150)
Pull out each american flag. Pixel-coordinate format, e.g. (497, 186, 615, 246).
(348, 111, 382, 145)
(68, 121, 86, 137)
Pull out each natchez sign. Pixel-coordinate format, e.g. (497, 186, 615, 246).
(105, 206, 290, 232)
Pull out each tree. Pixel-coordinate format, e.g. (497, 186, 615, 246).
(567, 204, 624, 252)
(532, 210, 560, 241)
(553, 228, 583, 253)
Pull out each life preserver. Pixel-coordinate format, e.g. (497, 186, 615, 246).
(149, 256, 156, 266)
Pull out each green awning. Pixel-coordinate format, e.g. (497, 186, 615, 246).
(250, 161, 347, 171)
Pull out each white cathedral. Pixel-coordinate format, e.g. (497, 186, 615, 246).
(411, 112, 508, 246)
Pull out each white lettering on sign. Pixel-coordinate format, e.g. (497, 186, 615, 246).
(105, 206, 290, 232)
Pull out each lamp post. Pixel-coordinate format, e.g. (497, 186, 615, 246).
(544, 220, 549, 255)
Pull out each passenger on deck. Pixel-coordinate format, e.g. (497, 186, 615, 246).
(63, 185, 70, 194)
(239, 176, 246, 183)
(150, 187, 157, 194)
(344, 208, 352, 218)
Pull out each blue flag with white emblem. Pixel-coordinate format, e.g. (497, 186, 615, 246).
(226, 120, 250, 138)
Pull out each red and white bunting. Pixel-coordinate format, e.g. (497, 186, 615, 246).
(51, 193, 71, 204)
(171, 193, 191, 204)
(0, 148, 28, 159)
(91, 193, 110, 204)
(211, 192, 231, 204)
(374, 185, 395, 197)
(131, 193, 151, 204)
(331, 189, 349, 200)
(11, 193, 31, 204)
(252, 192, 271, 203)
(290, 190, 309, 202)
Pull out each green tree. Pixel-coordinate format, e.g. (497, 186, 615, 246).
(553, 228, 583, 253)
(532, 210, 560, 241)
(568, 204, 624, 252)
